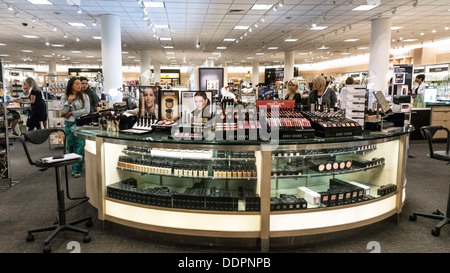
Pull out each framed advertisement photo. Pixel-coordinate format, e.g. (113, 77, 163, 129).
(159, 90, 179, 121)
(181, 91, 212, 122)
(138, 86, 159, 120)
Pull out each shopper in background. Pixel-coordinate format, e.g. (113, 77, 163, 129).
(413, 74, 427, 95)
(308, 75, 337, 111)
(60, 77, 90, 178)
(284, 78, 302, 109)
(338, 76, 355, 110)
(22, 77, 47, 131)
(80, 76, 100, 114)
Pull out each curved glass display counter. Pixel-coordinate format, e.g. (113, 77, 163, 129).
(74, 126, 410, 251)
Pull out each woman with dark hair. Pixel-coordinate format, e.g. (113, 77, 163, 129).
(192, 91, 211, 119)
(60, 77, 90, 178)
(80, 76, 100, 114)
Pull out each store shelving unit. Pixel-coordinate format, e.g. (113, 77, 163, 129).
(0, 59, 13, 188)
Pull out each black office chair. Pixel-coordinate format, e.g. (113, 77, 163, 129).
(20, 128, 92, 253)
(409, 125, 450, 236)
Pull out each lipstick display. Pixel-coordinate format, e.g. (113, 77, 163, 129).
(301, 111, 363, 137)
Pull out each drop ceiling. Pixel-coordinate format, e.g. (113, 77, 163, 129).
(1, 0, 450, 71)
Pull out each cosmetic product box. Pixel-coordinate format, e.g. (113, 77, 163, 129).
(297, 186, 321, 206)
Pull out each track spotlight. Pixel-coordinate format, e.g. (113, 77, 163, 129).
(391, 8, 396, 15)
(412, 0, 418, 7)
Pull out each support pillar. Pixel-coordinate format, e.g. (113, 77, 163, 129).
(283, 50, 295, 83)
(100, 14, 123, 102)
(368, 18, 392, 93)
(140, 50, 151, 86)
(48, 61, 57, 75)
(153, 62, 161, 85)
(252, 62, 260, 87)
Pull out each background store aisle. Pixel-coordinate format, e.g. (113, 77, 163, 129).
(0, 140, 448, 253)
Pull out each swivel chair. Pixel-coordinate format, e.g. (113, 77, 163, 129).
(20, 128, 92, 253)
(409, 125, 450, 236)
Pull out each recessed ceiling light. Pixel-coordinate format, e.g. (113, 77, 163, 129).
(0, 54, 10, 57)
(251, 4, 273, 10)
(223, 38, 236, 42)
(128, 56, 136, 58)
(122, 51, 128, 54)
(21, 50, 34, 52)
(51, 44, 64, 47)
(163, 46, 174, 49)
(357, 47, 369, 49)
(267, 47, 279, 50)
(352, 4, 379, 11)
(143, 1, 165, 8)
(92, 36, 101, 39)
(0, 43, 5, 46)
(42, 55, 53, 57)
(22, 35, 39, 39)
(159, 38, 172, 41)
(341, 52, 351, 55)
(86, 56, 95, 58)
(284, 38, 298, 42)
(298, 52, 309, 55)
(234, 26, 249, 30)
(71, 51, 82, 53)
(344, 39, 359, 42)
(255, 53, 264, 55)
(318, 46, 329, 50)
(403, 39, 418, 42)
(27, 0, 53, 5)
(310, 26, 328, 30)
(391, 26, 404, 30)
(68, 22, 87, 27)
(154, 24, 169, 29)
(216, 46, 227, 49)
(247, 57, 254, 59)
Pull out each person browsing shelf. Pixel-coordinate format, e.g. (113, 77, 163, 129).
(285, 78, 302, 108)
(308, 75, 337, 111)
(22, 77, 47, 131)
(60, 77, 90, 178)
(80, 76, 100, 114)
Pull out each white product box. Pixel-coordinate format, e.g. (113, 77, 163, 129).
(297, 186, 321, 205)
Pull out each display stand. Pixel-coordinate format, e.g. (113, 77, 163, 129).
(0, 58, 16, 189)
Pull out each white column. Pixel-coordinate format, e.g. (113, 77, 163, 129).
(140, 50, 151, 86)
(100, 14, 123, 102)
(283, 50, 295, 83)
(252, 62, 260, 87)
(48, 61, 57, 75)
(368, 18, 392, 93)
(153, 62, 161, 85)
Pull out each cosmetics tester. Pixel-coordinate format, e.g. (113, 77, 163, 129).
(73, 89, 411, 251)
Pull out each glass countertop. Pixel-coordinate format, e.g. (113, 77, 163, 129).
(72, 125, 412, 148)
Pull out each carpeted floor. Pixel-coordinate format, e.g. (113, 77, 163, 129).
(0, 138, 449, 254)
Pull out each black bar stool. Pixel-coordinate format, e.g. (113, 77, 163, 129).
(20, 128, 92, 253)
(409, 125, 450, 236)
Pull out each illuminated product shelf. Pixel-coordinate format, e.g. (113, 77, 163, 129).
(74, 127, 410, 251)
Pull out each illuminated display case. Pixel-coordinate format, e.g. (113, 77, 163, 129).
(74, 127, 409, 251)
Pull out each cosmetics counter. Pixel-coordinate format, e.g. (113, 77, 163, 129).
(73, 126, 410, 251)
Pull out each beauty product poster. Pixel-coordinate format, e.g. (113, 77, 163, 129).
(160, 90, 179, 121)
